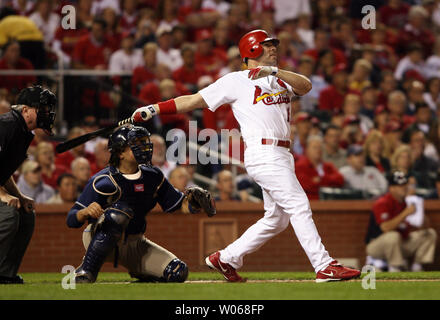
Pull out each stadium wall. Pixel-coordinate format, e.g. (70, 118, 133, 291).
(21, 201, 440, 273)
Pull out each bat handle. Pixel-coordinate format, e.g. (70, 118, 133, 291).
(118, 118, 132, 126)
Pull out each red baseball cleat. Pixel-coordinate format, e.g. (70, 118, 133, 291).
(316, 260, 361, 283)
(205, 251, 246, 282)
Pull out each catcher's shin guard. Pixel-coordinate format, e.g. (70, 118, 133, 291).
(75, 203, 133, 283)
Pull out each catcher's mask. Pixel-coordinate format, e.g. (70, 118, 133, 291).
(16, 85, 57, 135)
(108, 125, 153, 166)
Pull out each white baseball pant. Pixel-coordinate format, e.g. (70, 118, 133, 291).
(219, 144, 333, 273)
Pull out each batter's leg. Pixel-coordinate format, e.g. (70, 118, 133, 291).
(220, 188, 290, 269)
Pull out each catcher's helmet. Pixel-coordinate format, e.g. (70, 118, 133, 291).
(108, 125, 153, 166)
(238, 29, 279, 62)
(16, 85, 57, 135)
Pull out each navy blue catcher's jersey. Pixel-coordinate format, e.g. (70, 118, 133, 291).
(66, 165, 184, 234)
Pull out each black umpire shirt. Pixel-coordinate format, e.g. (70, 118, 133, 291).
(0, 110, 34, 186)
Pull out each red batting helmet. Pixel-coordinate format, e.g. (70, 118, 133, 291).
(238, 29, 279, 61)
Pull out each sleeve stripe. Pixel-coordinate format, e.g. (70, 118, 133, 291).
(164, 193, 185, 212)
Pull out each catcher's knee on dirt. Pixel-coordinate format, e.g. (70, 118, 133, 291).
(76, 203, 133, 283)
(163, 258, 188, 283)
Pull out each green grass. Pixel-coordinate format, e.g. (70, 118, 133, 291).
(0, 272, 439, 300)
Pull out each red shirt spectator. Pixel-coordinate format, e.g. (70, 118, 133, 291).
(72, 19, 114, 69)
(373, 192, 410, 238)
(0, 41, 36, 94)
(53, 25, 89, 59)
(295, 136, 344, 200)
(379, 0, 410, 29)
(295, 156, 344, 200)
(172, 44, 207, 92)
(194, 30, 228, 76)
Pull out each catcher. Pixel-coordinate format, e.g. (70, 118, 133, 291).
(66, 125, 215, 283)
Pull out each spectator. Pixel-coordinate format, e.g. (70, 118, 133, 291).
(387, 90, 415, 128)
(276, 31, 299, 72)
(296, 55, 327, 112)
(296, 13, 314, 50)
(426, 39, 440, 79)
(156, 0, 180, 31)
(340, 145, 388, 199)
(29, 0, 60, 46)
(295, 135, 344, 200)
(340, 115, 364, 149)
(374, 105, 389, 134)
(71, 157, 91, 193)
(409, 130, 438, 190)
(168, 166, 189, 192)
(342, 93, 373, 135)
(377, 70, 397, 107)
(304, 29, 347, 66)
(217, 46, 241, 78)
(328, 18, 355, 57)
(273, 0, 311, 28)
(292, 112, 312, 157)
(215, 169, 241, 201)
(0, 8, 46, 69)
(9, 0, 35, 15)
(202, 0, 231, 17)
(322, 124, 346, 169)
(360, 86, 378, 120)
(423, 77, 440, 112)
(365, 171, 437, 272)
(403, 103, 438, 150)
(0, 41, 36, 97)
(35, 141, 68, 190)
(390, 144, 418, 194)
(72, 18, 113, 69)
(131, 42, 158, 96)
(171, 24, 188, 50)
(101, 6, 123, 50)
(172, 43, 206, 93)
(55, 127, 96, 170)
(155, 25, 183, 72)
(133, 16, 156, 48)
(46, 173, 78, 204)
(394, 43, 427, 82)
(92, 139, 110, 175)
(212, 18, 234, 53)
(379, 0, 410, 30)
(348, 59, 373, 93)
(109, 32, 143, 73)
(16, 160, 55, 203)
(318, 63, 349, 114)
(398, 5, 435, 57)
(406, 81, 426, 115)
(150, 134, 176, 178)
(367, 25, 398, 72)
(364, 129, 391, 175)
(119, 0, 139, 33)
(194, 29, 227, 76)
(91, 0, 120, 16)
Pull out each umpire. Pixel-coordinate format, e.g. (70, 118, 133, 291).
(0, 85, 56, 284)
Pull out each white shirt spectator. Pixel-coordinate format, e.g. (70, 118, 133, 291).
(423, 91, 440, 112)
(297, 28, 314, 49)
(394, 56, 428, 81)
(29, 11, 60, 45)
(202, 0, 231, 16)
(340, 165, 388, 198)
(426, 54, 440, 79)
(156, 48, 183, 72)
(91, 0, 121, 16)
(109, 48, 143, 73)
(273, 0, 311, 26)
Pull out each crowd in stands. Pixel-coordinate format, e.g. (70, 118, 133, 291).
(0, 0, 440, 203)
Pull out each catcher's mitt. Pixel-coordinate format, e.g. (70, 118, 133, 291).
(184, 186, 216, 217)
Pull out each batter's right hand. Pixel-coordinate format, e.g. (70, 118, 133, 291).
(131, 105, 157, 123)
(85, 202, 104, 219)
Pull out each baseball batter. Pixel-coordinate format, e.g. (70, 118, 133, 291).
(132, 30, 360, 282)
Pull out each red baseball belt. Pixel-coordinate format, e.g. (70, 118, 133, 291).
(261, 138, 291, 148)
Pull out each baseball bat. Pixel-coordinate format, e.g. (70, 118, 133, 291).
(55, 118, 132, 154)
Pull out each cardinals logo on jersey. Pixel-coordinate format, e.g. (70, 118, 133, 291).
(253, 85, 290, 105)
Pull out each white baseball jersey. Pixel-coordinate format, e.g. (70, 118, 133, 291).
(199, 70, 295, 144)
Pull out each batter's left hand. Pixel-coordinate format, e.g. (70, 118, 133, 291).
(248, 66, 278, 80)
(19, 194, 35, 214)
